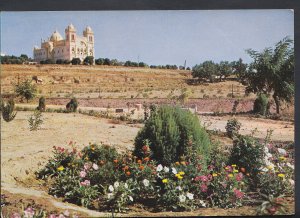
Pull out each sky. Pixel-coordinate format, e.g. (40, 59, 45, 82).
(0, 10, 294, 67)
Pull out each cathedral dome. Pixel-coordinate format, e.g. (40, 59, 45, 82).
(66, 23, 76, 31)
(85, 26, 93, 33)
(50, 30, 63, 42)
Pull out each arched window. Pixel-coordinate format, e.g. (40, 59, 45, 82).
(71, 34, 75, 40)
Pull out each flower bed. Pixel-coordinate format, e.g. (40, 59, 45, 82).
(35, 136, 294, 215)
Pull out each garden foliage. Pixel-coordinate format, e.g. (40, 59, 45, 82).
(1, 98, 17, 122)
(134, 105, 211, 165)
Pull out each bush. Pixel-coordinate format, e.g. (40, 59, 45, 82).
(225, 118, 241, 138)
(37, 96, 46, 112)
(15, 79, 37, 103)
(83, 56, 94, 65)
(134, 105, 211, 165)
(1, 98, 17, 122)
(71, 58, 81, 65)
(28, 110, 43, 131)
(228, 135, 265, 189)
(66, 97, 78, 112)
(253, 93, 269, 116)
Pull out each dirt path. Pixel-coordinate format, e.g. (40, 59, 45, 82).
(200, 115, 294, 142)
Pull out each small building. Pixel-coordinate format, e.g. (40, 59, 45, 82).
(33, 24, 95, 63)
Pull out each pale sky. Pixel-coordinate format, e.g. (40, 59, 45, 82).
(0, 10, 294, 67)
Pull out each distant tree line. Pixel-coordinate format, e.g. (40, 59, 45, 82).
(192, 59, 247, 83)
(0, 54, 32, 64)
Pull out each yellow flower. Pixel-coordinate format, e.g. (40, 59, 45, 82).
(212, 173, 218, 177)
(233, 170, 238, 173)
(279, 156, 286, 161)
(162, 179, 168, 183)
(57, 166, 64, 171)
(179, 171, 185, 176)
(177, 175, 183, 180)
(175, 162, 180, 165)
(267, 165, 273, 170)
(231, 164, 237, 167)
(228, 174, 233, 178)
(180, 161, 186, 166)
(175, 173, 179, 177)
(278, 174, 285, 178)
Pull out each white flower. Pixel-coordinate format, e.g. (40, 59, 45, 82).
(175, 186, 182, 191)
(128, 196, 133, 201)
(286, 162, 294, 170)
(199, 200, 206, 207)
(157, 164, 163, 172)
(259, 167, 268, 172)
(108, 185, 114, 192)
(107, 193, 113, 199)
(178, 194, 186, 203)
(264, 146, 269, 154)
(164, 166, 170, 173)
(124, 183, 129, 189)
(265, 152, 272, 158)
(143, 179, 150, 187)
(289, 179, 295, 186)
(186, 192, 194, 200)
(278, 148, 287, 155)
(63, 210, 70, 217)
(114, 181, 120, 189)
(172, 167, 177, 175)
(92, 163, 99, 170)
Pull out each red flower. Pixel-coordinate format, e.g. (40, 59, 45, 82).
(234, 189, 244, 199)
(200, 184, 208, 192)
(142, 145, 148, 152)
(236, 173, 243, 181)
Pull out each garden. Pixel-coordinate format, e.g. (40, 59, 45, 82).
(21, 105, 294, 217)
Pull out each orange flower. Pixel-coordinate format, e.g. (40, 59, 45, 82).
(126, 171, 131, 176)
(246, 173, 250, 176)
(139, 165, 144, 170)
(137, 159, 142, 164)
(124, 166, 129, 171)
(180, 161, 186, 166)
(144, 157, 150, 162)
(99, 160, 105, 165)
(240, 167, 246, 173)
(175, 162, 180, 165)
(113, 159, 118, 164)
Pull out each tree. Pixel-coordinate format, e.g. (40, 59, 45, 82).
(71, 58, 81, 65)
(192, 61, 218, 82)
(245, 37, 294, 114)
(15, 79, 37, 103)
(231, 58, 248, 83)
(218, 61, 232, 81)
(83, 56, 94, 65)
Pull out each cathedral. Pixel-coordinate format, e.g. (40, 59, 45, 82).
(33, 24, 95, 63)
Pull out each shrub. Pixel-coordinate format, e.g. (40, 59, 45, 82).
(1, 98, 17, 122)
(134, 105, 211, 165)
(37, 96, 46, 112)
(253, 93, 269, 116)
(228, 135, 265, 189)
(83, 56, 94, 65)
(15, 79, 37, 103)
(71, 58, 81, 65)
(225, 118, 241, 138)
(66, 97, 78, 112)
(28, 110, 44, 131)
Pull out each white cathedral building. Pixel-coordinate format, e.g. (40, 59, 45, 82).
(33, 24, 95, 63)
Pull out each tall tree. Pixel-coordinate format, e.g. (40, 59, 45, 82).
(218, 61, 232, 81)
(245, 37, 294, 114)
(231, 58, 248, 83)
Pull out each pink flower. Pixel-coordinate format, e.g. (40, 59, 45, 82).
(80, 180, 90, 186)
(57, 215, 66, 218)
(208, 165, 215, 170)
(79, 171, 87, 178)
(49, 214, 56, 218)
(221, 182, 227, 188)
(234, 189, 244, 199)
(200, 184, 208, 192)
(84, 163, 91, 171)
(24, 207, 35, 218)
(225, 165, 233, 172)
(199, 175, 208, 182)
(236, 173, 243, 181)
(207, 174, 213, 181)
(11, 213, 21, 218)
(92, 163, 99, 170)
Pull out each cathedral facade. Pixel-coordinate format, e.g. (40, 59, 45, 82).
(33, 24, 95, 63)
